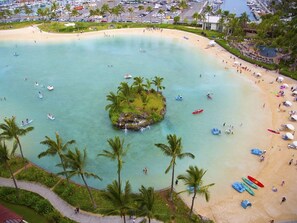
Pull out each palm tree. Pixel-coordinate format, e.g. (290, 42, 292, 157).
(102, 180, 132, 223)
(146, 6, 153, 23)
(138, 5, 144, 22)
(23, 5, 33, 18)
(204, 5, 213, 29)
(71, 9, 79, 17)
(155, 134, 195, 200)
(136, 185, 156, 223)
(39, 132, 75, 182)
(152, 76, 165, 93)
(0, 140, 19, 197)
(177, 166, 214, 216)
(239, 12, 249, 29)
(158, 9, 165, 24)
(140, 93, 149, 110)
(0, 116, 34, 160)
(132, 76, 144, 93)
(127, 7, 134, 21)
(117, 82, 135, 105)
(192, 12, 199, 25)
(101, 3, 110, 21)
(14, 8, 21, 20)
(178, 0, 188, 22)
(65, 3, 71, 21)
(106, 92, 122, 113)
(116, 4, 125, 22)
(98, 136, 128, 193)
(144, 78, 152, 92)
(60, 148, 102, 208)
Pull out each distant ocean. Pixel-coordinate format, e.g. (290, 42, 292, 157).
(220, 0, 255, 20)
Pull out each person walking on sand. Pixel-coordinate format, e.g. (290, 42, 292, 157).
(280, 196, 286, 204)
(281, 180, 285, 186)
(289, 159, 293, 165)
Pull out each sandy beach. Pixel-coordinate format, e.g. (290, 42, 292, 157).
(0, 26, 296, 223)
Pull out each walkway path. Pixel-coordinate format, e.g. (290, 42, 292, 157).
(0, 177, 161, 223)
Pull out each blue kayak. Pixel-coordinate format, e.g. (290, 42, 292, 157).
(251, 148, 263, 156)
(232, 182, 245, 193)
(212, 128, 221, 135)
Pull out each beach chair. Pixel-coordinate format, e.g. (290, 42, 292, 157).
(241, 200, 252, 209)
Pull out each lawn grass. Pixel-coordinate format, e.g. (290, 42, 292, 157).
(0, 156, 28, 178)
(0, 187, 76, 223)
(0, 200, 49, 223)
(0, 21, 41, 30)
(16, 165, 60, 188)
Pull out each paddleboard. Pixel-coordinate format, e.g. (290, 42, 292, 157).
(247, 176, 264, 188)
(242, 177, 258, 189)
(242, 182, 255, 196)
(267, 129, 280, 134)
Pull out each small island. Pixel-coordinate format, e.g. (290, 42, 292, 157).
(105, 76, 166, 131)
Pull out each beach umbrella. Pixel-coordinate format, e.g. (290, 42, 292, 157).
(234, 61, 239, 65)
(292, 91, 297, 96)
(285, 132, 294, 140)
(284, 101, 292, 107)
(255, 72, 262, 77)
(291, 115, 297, 121)
(285, 124, 295, 131)
(293, 141, 297, 147)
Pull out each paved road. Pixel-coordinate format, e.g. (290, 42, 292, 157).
(0, 177, 161, 223)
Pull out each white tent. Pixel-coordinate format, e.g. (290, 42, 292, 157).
(255, 72, 262, 77)
(277, 76, 284, 83)
(285, 132, 294, 140)
(291, 115, 297, 121)
(208, 40, 216, 46)
(284, 101, 292, 107)
(285, 124, 295, 131)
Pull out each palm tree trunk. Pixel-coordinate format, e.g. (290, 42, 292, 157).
(81, 174, 97, 208)
(117, 162, 121, 194)
(170, 164, 175, 201)
(59, 154, 69, 182)
(123, 214, 126, 223)
(190, 191, 196, 216)
(16, 137, 24, 159)
(7, 162, 19, 198)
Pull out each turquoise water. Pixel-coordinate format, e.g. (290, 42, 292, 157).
(0, 35, 270, 196)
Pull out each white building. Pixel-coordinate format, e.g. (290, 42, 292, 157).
(203, 15, 221, 31)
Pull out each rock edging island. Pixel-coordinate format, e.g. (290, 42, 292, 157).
(105, 76, 166, 131)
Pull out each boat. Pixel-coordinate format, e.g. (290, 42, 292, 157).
(47, 114, 55, 120)
(232, 182, 245, 193)
(47, 85, 54, 91)
(38, 92, 43, 99)
(267, 129, 280, 134)
(207, 94, 212, 99)
(21, 119, 33, 127)
(247, 176, 264, 188)
(192, 109, 203, 114)
(211, 128, 221, 135)
(251, 148, 263, 156)
(242, 182, 255, 196)
(242, 177, 258, 189)
(175, 95, 183, 101)
(124, 74, 132, 79)
(13, 52, 19, 57)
